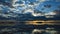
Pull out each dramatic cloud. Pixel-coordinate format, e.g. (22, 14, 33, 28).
(0, 0, 60, 18)
(45, 12, 56, 18)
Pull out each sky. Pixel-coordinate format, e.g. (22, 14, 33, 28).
(0, 0, 60, 20)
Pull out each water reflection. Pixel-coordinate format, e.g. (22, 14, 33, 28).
(0, 27, 59, 34)
(32, 28, 58, 34)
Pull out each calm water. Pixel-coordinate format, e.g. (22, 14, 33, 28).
(0, 25, 60, 34)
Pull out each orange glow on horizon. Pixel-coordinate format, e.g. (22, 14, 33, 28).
(25, 20, 60, 25)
